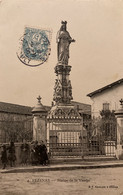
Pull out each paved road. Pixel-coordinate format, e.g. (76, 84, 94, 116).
(0, 167, 123, 195)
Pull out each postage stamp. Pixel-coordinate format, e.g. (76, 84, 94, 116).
(17, 27, 51, 67)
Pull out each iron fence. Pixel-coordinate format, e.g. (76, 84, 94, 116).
(47, 114, 117, 158)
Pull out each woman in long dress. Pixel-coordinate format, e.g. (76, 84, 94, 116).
(7, 141, 16, 167)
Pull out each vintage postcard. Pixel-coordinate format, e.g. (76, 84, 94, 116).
(0, 0, 123, 194)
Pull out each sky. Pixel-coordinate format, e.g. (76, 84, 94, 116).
(0, 0, 123, 107)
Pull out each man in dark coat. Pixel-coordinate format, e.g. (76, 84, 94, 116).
(38, 141, 48, 166)
(30, 141, 39, 165)
(1, 145, 7, 169)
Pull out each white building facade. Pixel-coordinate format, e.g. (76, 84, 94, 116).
(87, 78, 123, 118)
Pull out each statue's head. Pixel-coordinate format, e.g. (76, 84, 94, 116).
(60, 21, 67, 31)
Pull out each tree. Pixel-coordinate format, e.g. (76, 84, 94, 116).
(100, 110, 117, 141)
(0, 115, 33, 143)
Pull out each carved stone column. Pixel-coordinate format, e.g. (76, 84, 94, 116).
(53, 65, 73, 105)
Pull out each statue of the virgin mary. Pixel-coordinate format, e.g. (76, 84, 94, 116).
(56, 21, 75, 65)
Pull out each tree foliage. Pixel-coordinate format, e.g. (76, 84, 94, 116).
(0, 116, 33, 143)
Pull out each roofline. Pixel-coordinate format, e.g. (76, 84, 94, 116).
(0, 101, 32, 108)
(87, 78, 123, 97)
(0, 101, 50, 115)
(0, 111, 32, 116)
(71, 100, 91, 106)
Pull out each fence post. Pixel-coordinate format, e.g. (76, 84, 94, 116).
(115, 99, 123, 159)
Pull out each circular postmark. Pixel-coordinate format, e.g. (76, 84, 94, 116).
(17, 27, 51, 67)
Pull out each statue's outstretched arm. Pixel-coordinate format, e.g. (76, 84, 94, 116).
(71, 39, 75, 42)
(69, 39, 75, 43)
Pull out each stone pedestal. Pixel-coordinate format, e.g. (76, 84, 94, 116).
(47, 103, 84, 157)
(115, 99, 123, 159)
(32, 96, 48, 144)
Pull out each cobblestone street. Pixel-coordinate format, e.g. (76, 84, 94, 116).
(0, 167, 123, 195)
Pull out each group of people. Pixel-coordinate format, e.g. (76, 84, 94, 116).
(1, 141, 16, 169)
(30, 140, 49, 166)
(0, 140, 49, 169)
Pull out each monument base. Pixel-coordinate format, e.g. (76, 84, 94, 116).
(47, 104, 84, 158)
